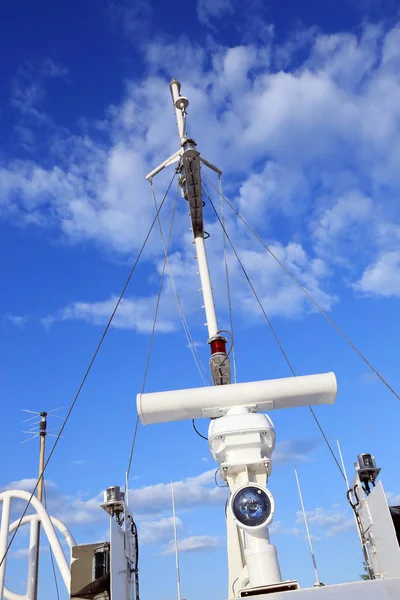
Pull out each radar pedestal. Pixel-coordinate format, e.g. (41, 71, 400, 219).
(138, 372, 337, 598)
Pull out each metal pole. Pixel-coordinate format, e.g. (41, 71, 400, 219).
(294, 466, 322, 587)
(219, 175, 236, 383)
(194, 235, 219, 339)
(336, 439, 350, 489)
(171, 482, 182, 600)
(33, 411, 47, 600)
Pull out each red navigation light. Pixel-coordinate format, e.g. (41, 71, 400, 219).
(210, 337, 227, 355)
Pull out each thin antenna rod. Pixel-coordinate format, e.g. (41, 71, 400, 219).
(171, 482, 182, 600)
(294, 466, 322, 587)
(336, 439, 350, 489)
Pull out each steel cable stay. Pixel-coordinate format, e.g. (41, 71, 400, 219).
(0, 171, 177, 569)
(204, 172, 400, 403)
(126, 179, 179, 483)
(203, 184, 346, 483)
(150, 178, 211, 387)
(150, 178, 213, 443)
(219, 175, 237, 384)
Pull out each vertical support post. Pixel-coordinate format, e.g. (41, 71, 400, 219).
(27, 519, 39, 599)
(0, 495, 11, 598)
(33, 411, 47, 600)
(171, 482, 181, 600)
(294, 466, 322, 587)
(194, 235, 219, 339)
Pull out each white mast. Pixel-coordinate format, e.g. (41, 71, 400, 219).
(169, 80, 219, 341)
(147, 79, 231, 386)
(294, 466, 322, 587)
(140, 79, 338, 598)
(171, 481, 182, 600)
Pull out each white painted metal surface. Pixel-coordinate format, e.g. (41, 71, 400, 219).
(244, 531, 282, 587)
(194, 235, 219, 339)
(110, 516, 131, 600)
(146, 148, 182, 181)
(209, 408, 275, 469)
(358, 481, 400, 578)
(208, 406, 283, 595)
(251, 577, 400, 599)
(138, 372, 337, 424)
(169, 80, 188, 144)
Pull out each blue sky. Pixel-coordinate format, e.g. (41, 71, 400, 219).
(2, 0, 400, 598)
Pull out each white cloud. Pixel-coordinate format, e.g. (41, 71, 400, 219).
(2, 315, 28, 327)
(161, 534, 220, 555)
(355, 251, 400, 297)
(273, 439, 320, 466)
(197, 0, 234, 28)
(106, 0, 153, 41)
(386, 491, 400, 506)
(0, 477, 105, 527)
(298, 507, 354, 537)
(43, 296, 176, 333)
(139, 516, 182, 545)
(10, 58, 68, 143)
(0, 478, 45, 493)
(70, 459, 86, 467)
(129, 470, 227, 516)
(11, 545, 48, 559)
(233, 242, 335, 319)
(312, 191, 375, 263)
(3, 22, 400, 308)
(1, 475, 222, 554)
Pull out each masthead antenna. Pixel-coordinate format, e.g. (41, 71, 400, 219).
(21, 407, 64, 600)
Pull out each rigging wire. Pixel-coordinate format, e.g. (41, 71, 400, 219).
(219, 175, 237, 383)
(0, 171, 177, 570)
(150, 179, 211, 387)
(204, 173, 400, 403)
(126, 179, 179, 483)
(204, 184, 346, 482)
(43, 482, 60, 600)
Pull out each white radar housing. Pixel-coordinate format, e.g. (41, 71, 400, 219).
(137, 372, 337, 425)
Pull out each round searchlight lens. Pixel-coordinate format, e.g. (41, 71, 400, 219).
(232, 486, 271, 527)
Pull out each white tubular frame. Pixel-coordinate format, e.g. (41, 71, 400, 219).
(0, 490, 75, 600)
